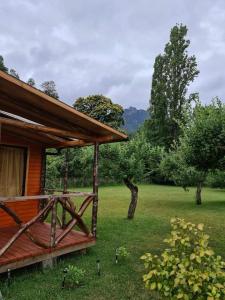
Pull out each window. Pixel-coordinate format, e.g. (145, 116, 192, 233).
(0, 146, 27, 197)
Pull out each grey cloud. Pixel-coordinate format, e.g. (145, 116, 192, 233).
(0, 0, 225, 109)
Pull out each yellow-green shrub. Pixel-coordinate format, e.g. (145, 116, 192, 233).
(141, 218, 225, 300)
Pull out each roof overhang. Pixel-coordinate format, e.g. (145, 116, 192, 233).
(0, 71, 128, 148)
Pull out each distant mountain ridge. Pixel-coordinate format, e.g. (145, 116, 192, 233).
(123, 106, 148, 133)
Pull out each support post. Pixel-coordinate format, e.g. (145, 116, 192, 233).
(40, 148, 46, 212)
(0, 122, 2, 144)
(62, 149, 69, 228)
(91, 142, 99, 237)
(42, 257, 57, 270)
(50, 197, 57, 247)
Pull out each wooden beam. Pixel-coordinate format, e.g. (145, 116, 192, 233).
(0, 201, 22, 225)
(0, 94, 98, 139)
(52, 135, 123, 148)
(0, 192, 95, 202)
(53, 140, 93, 148)
(55, 197, 92, 245)
(4, 125, 65, 144)
(3, 128, 50, 146)
(38, 132, 67, 143)
(0, 70, 128, 140)
(0, 116, 97, 141)
(91, 143, 99, 237)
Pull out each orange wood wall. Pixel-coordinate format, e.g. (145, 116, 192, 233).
(0, 134, 43, 228)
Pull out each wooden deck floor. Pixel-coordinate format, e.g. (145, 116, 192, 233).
(0, 222, 95, 273)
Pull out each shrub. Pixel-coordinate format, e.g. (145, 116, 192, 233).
(116, 246, 130, 260)
(206, 170, 225, 188)
(64, 265, 86, 287)
(141, 218, 225, 300)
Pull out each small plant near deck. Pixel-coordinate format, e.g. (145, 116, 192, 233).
(63, 265, 86, 288)
(141, 218, 225, 300)
(116, 246, 130, 263)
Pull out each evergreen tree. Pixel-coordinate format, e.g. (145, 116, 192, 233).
(147, 54, 168, 146)
(147, 24, 199, 149)
(0, 55, 8, 73)
(41, 80, 59, 99)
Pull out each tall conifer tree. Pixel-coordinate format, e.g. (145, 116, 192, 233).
(148, 24, 199, 149)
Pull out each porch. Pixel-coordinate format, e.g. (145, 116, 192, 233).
(0, 193, 96, 274)
(0, 70, 127, 274)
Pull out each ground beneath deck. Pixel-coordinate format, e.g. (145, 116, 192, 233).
(0, 222, 95, 273)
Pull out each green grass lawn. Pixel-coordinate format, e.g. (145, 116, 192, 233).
(1, 185, 225, 299)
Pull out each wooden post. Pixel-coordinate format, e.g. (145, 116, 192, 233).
(50, 197, 57, 247)
(91, 142, 99, 237)
(0, 122, 2, 144)
(63, 149, 69, 193)
(40, 148, 46, 212)
(62, 149, 69, 228)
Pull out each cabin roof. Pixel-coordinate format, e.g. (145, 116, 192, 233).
(0, 70, 127, 147)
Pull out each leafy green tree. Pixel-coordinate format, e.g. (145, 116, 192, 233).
(99, 143, 121, 185)
(180, 99, 225, 204)
(73, 95, 124, 129)
(146, 54, 168, 146)
(160, 149, 205, 204)
(117, 140, 143, 219)
(9, 68, 20, 79)
(41, 80, 59, 99)
(46, 154, 63, 189)
(147, 24, 199, 149)
(69, 147, 93, 186)
(182, 100, 225, 171)
(27, 78, 36, 87)
(161, 99, 225, 205)
(0, 55, 8, 73)
(101, 133, 165, 219)
(45, 132, 166, 218)
(144, 145, 166, 184)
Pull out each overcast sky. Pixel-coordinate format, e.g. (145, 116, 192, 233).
(0, 0, 225, 109)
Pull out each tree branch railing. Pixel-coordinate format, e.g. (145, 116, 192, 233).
(0, 193, 95, 258)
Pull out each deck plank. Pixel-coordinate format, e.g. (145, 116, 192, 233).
(0, 222, 95, 272)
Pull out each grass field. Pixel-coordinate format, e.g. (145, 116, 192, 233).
(0, 185, 225, 300)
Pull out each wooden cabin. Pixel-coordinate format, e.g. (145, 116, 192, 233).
(0, 70, 127, 273)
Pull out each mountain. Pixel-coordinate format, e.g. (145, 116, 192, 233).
(123, 106, 148, 133)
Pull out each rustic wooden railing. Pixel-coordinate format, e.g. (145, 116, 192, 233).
(0, 193, 95, 258)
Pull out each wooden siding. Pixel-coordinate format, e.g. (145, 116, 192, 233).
(0, 134, 42, 228)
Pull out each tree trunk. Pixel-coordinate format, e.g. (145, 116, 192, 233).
(123, 177, 138, 219)
(196, 182, 202, 205)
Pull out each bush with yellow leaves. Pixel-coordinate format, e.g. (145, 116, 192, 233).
(141, 218, 225, 300)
